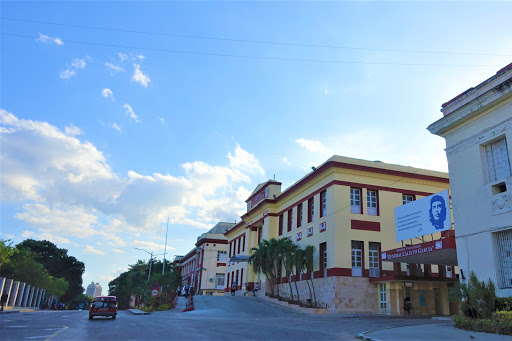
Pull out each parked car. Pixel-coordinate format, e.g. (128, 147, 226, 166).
(89, 296, 118, 320)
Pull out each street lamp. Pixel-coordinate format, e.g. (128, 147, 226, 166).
(134, 247, 154, 281)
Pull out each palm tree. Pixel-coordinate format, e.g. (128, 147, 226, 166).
(278, 238, 297, 302)
(249, 239, 283, 297)
(293, 248, 306, 304)
(304, 245, 317, 307)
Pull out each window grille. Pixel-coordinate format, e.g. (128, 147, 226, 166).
(379, 284, 387, 311)
(367, 190, 378, 215)
(486, 138, 511, 182)
(402, 194, 414, 205)
(217, 251, 227, 262)
(494, 229, 512, 288)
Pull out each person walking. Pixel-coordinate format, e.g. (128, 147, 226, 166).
(231, 282, 236, 296)
(1, 291, 8, 311)
(184, 284, 190, 298)
(253, 283, 259, 297)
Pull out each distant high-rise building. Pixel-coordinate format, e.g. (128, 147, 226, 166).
(86, 282, 103, 297)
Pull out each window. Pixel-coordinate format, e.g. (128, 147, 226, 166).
(308, 197, 314, 223)
(279, 214, 283, 236)
(320, 190, 327, 217)
(297, 203, 303, 227)
(226, 273, 230, 288)
(217, 251, 227, 262)
(229, 242, 232, 257)
(350, 188, 362, 214)
(486, 138, 511, 182)
(265, 187, 270, 198)
(242, 234, 246, 252)
(367, 190, 378, 216)
(287, 209, 293, 232)
(379, 284, 387, 312)
(216, 273, 225, 289)
(494, 229, 512, 288)
(351, 240, 363, 277)
(319, 242, 327, 278)
(402, 194, 415, 205)
(258, 227, 262, 244)
(237, 237, 241, 254)
(369, 242, 380, 278)
(247, 202, 250, 212)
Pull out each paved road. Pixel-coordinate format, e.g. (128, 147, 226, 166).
(0, 296, 451, 340)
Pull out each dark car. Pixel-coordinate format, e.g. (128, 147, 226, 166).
(89, 296, 118, 320)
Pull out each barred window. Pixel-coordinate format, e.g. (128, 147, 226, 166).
(486, 138, 511, 182)
(494, 229, 512, 288)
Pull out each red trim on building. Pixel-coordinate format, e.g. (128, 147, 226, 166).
(195, 238, 228, 247)
(351, 220, 381, 231)
(217, 262, 226, 267)
(278, 214, 283, 236)
(245, 181, 282, 203)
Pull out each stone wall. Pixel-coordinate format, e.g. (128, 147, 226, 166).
(274, 276, 379, 314)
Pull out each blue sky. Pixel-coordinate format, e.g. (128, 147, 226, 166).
(1, 1, 511, 292)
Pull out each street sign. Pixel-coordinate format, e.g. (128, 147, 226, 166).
(152, 282, 159, 290)
(151, 289, 159, 297)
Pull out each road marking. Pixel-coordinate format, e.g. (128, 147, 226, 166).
(25, 336, 52, 339)
(7, 326, 27, 328)
(44, 326, 68, 341)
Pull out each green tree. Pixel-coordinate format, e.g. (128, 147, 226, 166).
(449, 271, 496, 319)
(293, 247, 307, 304)
(0, 239, 15, 270)
(16, 239, 85, 303)
(278, 238, 297, 301)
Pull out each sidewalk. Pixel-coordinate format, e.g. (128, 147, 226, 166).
(359, 321, 512, 340)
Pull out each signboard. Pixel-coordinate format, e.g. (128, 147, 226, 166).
(307, 227, 313, 238)
(394, 190, 450, 241)
(151, 289, 159, 297)
(319, 222, 326, 233)
(152, 282, 159, 290)
(296, 232, 302, 241)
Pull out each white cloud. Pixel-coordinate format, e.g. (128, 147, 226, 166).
(59, 69, 76, 79)
(137, 54, 146, 60)
(102, 88, 114, 100)
(37, 34, 63, 46)
(60, 58, 88, 79)
(296, 138, 327, 153)
(282, 157, 291, 166)
(21, 230, 71, 245)
(132, 64, 151, 87)
(112, 123, 121, 132)
(112, 249, 125, 254)
(105, 62, 124, 74)
(1, 110, 265, 249)
(123, 104, 140, 122)
(159, 117, 165, 124)
(65, 125, 82, 136)
(118, 53, 128, 62)
(133, 240, 171, 252)
(85, 245, 106, 255)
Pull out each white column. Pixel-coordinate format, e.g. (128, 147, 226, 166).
(9, 281, 19, 306)
(22, 285, 31, 307)
(16, 282, 26, 307)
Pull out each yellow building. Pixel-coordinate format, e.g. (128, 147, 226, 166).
(225, 155, 456, 315)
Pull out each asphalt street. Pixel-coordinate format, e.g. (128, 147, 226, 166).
(1, 296, 449, 340)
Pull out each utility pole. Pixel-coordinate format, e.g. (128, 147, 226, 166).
(162, 217, 169, 275)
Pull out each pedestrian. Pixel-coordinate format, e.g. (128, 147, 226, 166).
(243, 284, 250, 296)
(1, 291, 8, 311)
(231, 281, 236, 296)
(253, 283, 259, 297)
(184, 284, 190, 298)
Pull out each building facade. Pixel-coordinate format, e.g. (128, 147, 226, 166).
(175, 222, 234, 295)
(225, 156, 455, 315)
(428, 62, 512, 297)
(86, 282, 102, 297)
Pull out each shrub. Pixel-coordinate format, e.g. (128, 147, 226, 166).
(157, 304, 171, 311)
(494, 311, 512, 322)
(449, 271, 496, 318)
(140, 306, 153, 312)
(452, 314, 512, 336)
(496, 297, 512, 311)
(452, 315, 472, 330)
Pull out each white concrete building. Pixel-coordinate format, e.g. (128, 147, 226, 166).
(428, 62, 512, 296)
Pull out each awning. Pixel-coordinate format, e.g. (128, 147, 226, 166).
(381, 237, 457, 266)
(229, 255, 251, 263)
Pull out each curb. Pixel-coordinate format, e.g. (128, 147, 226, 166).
(356, 322, 449, 341)
(0, 309, 35, 314)
(127, 309, 149, 315)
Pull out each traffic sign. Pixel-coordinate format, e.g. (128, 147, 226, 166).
(152, 282, 159, 290)
(151, 289, 159, 297)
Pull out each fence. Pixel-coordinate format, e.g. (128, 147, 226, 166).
(0, 277, 56, 310)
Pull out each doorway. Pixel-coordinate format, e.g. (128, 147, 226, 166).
(434, 287, 442, 315)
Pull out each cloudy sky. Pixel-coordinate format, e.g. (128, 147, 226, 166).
(1, 1, 511, 292)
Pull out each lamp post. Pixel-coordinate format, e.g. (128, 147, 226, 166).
(134, 247, 154, 281)
(162, 217, 169, 275)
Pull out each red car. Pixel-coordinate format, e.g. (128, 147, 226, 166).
(89, 296, 118, 320)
